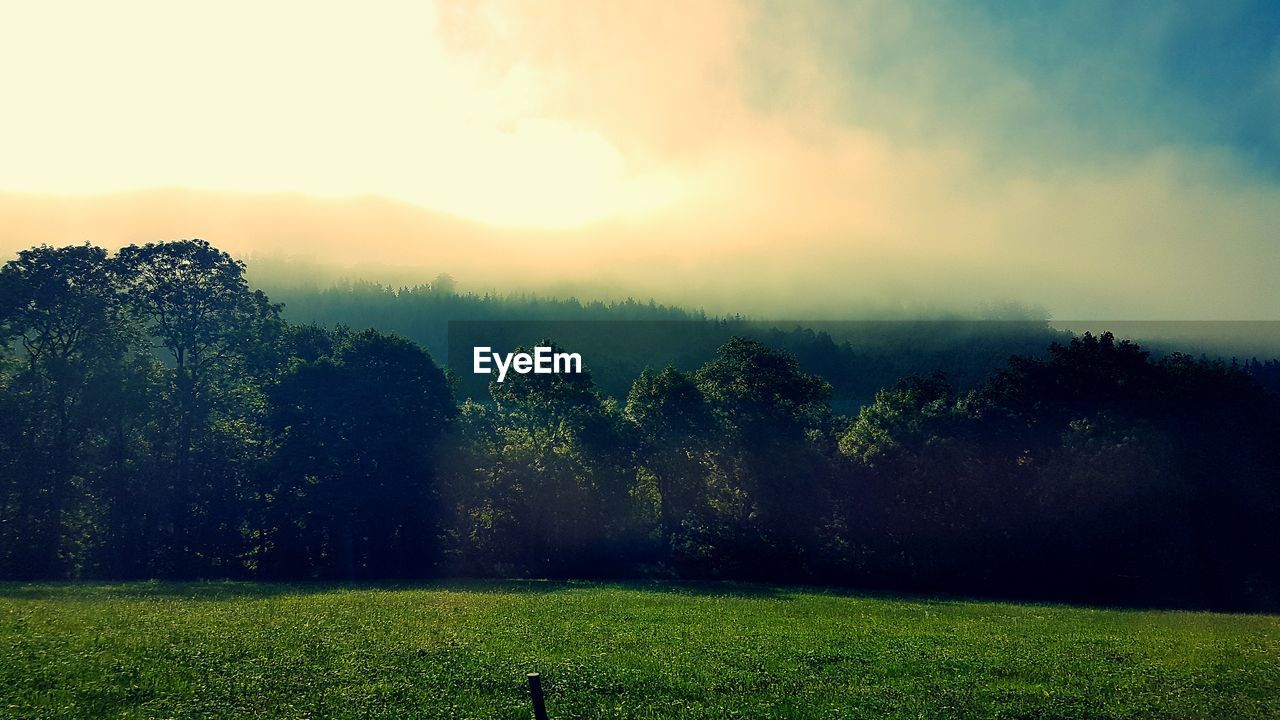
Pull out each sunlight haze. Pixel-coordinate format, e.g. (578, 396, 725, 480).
(1, 0, 1277, 318)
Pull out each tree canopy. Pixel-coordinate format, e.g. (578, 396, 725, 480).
(2, 241, 1278, 611)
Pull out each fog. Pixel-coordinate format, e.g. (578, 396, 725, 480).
(1, 1, 1277, 320)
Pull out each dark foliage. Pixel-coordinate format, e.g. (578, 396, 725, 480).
(3, 242, 1278, 611)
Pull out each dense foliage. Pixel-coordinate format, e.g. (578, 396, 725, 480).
(3, 241, 1278, 610)
(264, 279, 1064, 412)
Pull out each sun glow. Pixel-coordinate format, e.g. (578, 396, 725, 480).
(2, 1, 1278, 319)
(0, 1, 685, 228)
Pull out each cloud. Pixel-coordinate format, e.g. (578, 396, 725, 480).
(450, 0, 1280, 318)
(1, 1, 1277, 319)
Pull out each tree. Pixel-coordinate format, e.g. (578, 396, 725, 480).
(430, 273, 457, 295)
(261, 329, 452, 578)
(692, 338, 834, 577)
(115, 239, 280, 574)
(0, 244, 130, 577)
(625, 367, 714, 571)
(835, 375, 1012, 591)
(474, 341, 638, 575)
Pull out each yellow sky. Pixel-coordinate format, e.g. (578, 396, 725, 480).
(1, 1, 1277, 319)
(0, 1, 692, 227)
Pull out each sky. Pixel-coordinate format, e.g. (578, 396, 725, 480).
(0, 0, 1277, 319)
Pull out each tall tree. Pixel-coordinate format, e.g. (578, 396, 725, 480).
(262, 329, 452, 578)
(625, 366, 714, 570)
(479, 341, 638, 575)
(115, 239, 279, 574)
(0, 244, 129, 577)
(693, 338, 834, 577)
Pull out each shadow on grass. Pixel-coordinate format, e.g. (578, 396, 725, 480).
(0, 578, 798, 603)
(2, 578, 1261, 615)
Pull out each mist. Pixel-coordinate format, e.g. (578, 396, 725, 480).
(1, 1, 1277, 320)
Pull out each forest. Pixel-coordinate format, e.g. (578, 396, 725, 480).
(2, 240, 1279, 611)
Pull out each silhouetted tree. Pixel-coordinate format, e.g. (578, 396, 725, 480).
(115, 239, 280, 574)
(2, 241, 1278, 611)
(0, 244, 130, 577)
(260, 329, 452, 578)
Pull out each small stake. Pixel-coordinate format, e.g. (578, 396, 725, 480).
(527, 672, 550, 720)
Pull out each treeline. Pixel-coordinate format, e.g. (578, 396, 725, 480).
(264, 276, 1280, 404)
(266, 281, 1066, 412)
(2, 240, 1279, 611)
(263, 274, 705, 355)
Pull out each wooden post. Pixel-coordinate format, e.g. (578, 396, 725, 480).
(527, 672, 549, 720)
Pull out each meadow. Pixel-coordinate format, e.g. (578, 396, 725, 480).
(1, 582, 1277, 719)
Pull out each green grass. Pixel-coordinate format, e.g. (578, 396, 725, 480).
(1, 581, 1276, 719)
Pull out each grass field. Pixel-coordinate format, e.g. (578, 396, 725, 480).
(1, 581, 1277, 719)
